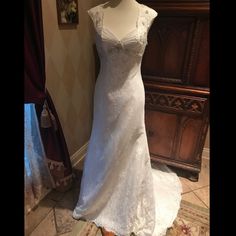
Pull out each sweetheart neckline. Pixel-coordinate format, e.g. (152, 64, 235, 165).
(99, 3, 141, 43)
(102, 26, 137, 43)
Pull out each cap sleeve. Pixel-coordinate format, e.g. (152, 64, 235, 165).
(87, 6, 102, 34)
(87, 8, 95, 24)
(146, 7, 158, 31)
(139, 5, 158, 45)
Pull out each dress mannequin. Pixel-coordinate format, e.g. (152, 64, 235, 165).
(102, 0, 157, 41)
(100, 5, 141, 235)
(72, 1, 182, 236)
(98, 4, 156, 235)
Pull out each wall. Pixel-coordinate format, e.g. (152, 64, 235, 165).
(42, 0, 105, 155)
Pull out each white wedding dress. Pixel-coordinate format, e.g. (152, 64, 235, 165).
(73, 3, 182, 236)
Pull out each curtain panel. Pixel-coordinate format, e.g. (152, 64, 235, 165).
(24, 0, 73, 205)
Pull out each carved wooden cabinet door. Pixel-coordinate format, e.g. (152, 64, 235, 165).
(140, 0, 209, 181)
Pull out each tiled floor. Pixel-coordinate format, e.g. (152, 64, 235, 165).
(180, 158, 209, 209)
(25, 158, 209, 236)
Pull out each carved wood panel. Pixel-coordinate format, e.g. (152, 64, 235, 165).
(177, 117, 202, 162)
(145, 110, 177, 159)
(190, 18, 209, 87)
(145, 110, 207, 167)
(145, 91, 207, 116)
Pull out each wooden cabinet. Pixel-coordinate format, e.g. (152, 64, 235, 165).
(140, 0, 209, 181)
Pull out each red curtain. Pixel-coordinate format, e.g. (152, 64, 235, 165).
(35, 92, 73, 192)
(24, 0, 46, 105)
(24, 0, 73, 191)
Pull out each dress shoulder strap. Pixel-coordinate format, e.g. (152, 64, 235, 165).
(139, 4, 158, 31)
(87, 5, 103, 34)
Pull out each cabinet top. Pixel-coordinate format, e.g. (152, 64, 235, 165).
(138, 0, 209, 14)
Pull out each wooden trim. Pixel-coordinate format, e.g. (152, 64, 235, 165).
(70, 142, 88, 167)
(139, 1, 209, 14)
(150, 155, 201, 173)
(144, 81, 209, 96)
(145, 91, 208, 117)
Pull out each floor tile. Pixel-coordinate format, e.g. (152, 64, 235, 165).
(54, 187, 80, 234)
(179, 177, 192, 194)
(54, 206, 77, 234)
(96, 228, 102, 236)
(29, 210, 56, 236)
(58, 233, 71, 236)
(59, 233, 71, 236)
(182, 192, 206, 208)
(201, 158, 209, 171)
(70, 221, 99, 236)
(194, 186, 210, 208)
(46, 190, 65, 202)
(183, 159, 209, 191)
(56, 186, 79, 210)
(70, 221, 88, 236)
(25, 198, 56, 235)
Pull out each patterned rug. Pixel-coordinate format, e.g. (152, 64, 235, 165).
(166, 200, 209, 236)
(70, 200, 209, 236)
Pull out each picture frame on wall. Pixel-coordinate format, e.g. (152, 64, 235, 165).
(56, 0, 79, 26)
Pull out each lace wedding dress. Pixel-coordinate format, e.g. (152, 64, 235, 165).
(73, 3, 182, 236)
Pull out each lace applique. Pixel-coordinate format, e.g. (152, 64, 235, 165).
(138, 5, 157, 45)
(88, 6, 102, 35)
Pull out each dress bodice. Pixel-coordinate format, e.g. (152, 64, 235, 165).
(88, 4, 157, 77)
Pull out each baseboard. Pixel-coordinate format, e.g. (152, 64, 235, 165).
(70, 141, 89, 167)
(202, 148, 210, 160)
